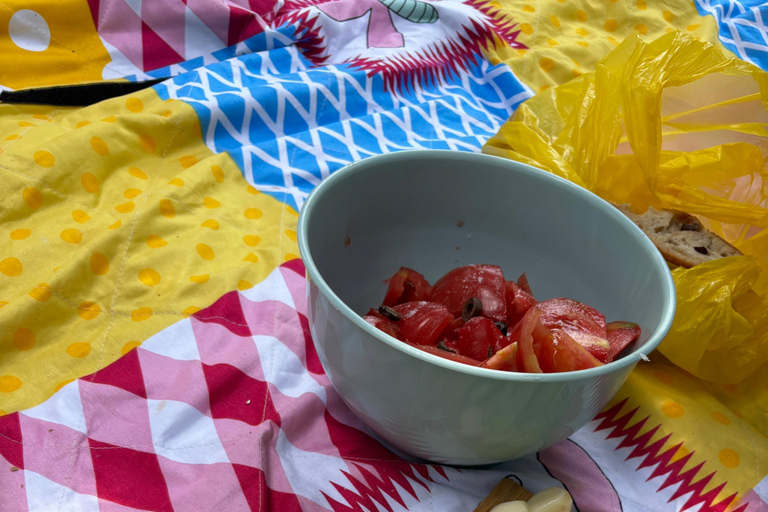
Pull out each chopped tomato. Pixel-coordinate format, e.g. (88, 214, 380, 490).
(382, 267, 433, 307)
(363, 310, 400, 339)
(606, 321, 641, 361)
(533, 328, 604, 373)
(537, 298, 610, 363)
(440, 317, 465, 341)
(514, 307, 544, 373)
(367, 264, 639, 373)
(517, 273, 533, 296)
(431, 264, 507, 321)
(392, 301, 454, 346)
(440, 338, 460, 353)
(482, 340, 518, 371)
(505, 280, 538, 329)
(409, 343, 482, 366)
(455, 317, 505, 361)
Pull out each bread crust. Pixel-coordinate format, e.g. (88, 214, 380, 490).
(613, 204, 742, 268)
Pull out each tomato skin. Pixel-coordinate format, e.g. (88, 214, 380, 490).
(482, 340, 518, 371)
(392, 301, 454, 346)
(606, 321, 641, 361)
(505, 280, 538, 329)
(537, 298, 610, 363)
(455, 317, 505, 361)
(431, 264, 507, 321)
(363, 310, 401, 339)
(382, 267, 433, 307)
(409, 343, 482, 366)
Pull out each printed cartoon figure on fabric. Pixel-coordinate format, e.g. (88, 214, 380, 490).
(0, 0, 767, 511)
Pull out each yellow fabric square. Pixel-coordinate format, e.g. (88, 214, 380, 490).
(0, 90, 298, 414)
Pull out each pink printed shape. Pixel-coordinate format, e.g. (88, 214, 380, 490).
(137, 349, 209, 415)
(94, 0, 144, 68)
(317, 0, 405, 48)
(268, 384, 343, 460)
(90, 348, 147, 399)
(80, 381, 155, 449)
(280, 263, 308, 315)
(191, 316, 265, 381)
(233, 464, 304, 512)
(202, 362, 280, 427)
(141, 0, 187, 57)
(187, 0, 230, 44)
(19, 415, 97, 497)
(0, 416, 26, 510)
(238, 298, 327, 384)
(159, 457, 251, 512)
(142, 21, 184, 70)
(0, 412, 23, 470)
(739, 490, 768, 511)
(538, 439, 622, 512)
(89, 439, 173, 512)
(193, 291, 252, 338)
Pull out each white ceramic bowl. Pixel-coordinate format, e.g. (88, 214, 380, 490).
(298, 150, 675, 465)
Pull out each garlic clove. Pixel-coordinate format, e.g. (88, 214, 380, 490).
(490, 501, 530, 512)
(527, 487, 573, 512)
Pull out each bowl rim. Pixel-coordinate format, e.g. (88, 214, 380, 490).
(297, 150, 677, 382)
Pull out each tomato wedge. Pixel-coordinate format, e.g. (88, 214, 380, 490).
(382, 267, 433, 307)
(440, 317, 465, 341)
(514, 307, 544, 373)
(392, 301, 454, 346)
(363, 310, 400, 339)
(367, 264, 640, 373)
(505, 280, 538, 329)
(606, 321, 641, 361)
(482, 340, 518, 371)
(455, 317, 505, 361)
(537, 298, 610, 363)
(534, 328, 604, 372)
(517, 273, 533, 296)
(431, 264, 507, 321)
(409, 344, 483, 366)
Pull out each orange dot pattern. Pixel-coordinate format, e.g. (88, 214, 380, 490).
(486, 0, 720, 93)
(0, 90, 299, 416)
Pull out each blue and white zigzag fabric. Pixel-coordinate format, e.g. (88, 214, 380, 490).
(153, 25, 531, 209)
(696, 0, 768, 69)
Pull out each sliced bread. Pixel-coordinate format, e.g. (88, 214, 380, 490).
(613, 204, 742, 268)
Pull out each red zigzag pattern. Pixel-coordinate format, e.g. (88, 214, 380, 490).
(594, 399, 747, 512)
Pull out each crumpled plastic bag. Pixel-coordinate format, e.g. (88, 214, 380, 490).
(483, 31, 768, 384)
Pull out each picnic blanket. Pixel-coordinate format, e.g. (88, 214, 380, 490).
(0, 1, 766, 511)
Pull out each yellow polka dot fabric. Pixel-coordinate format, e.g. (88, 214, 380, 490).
(0, 89, 298, 415)
(485, 0, 724, 93)
(609, 354, 768, 502)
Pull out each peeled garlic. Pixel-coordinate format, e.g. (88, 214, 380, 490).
(527, 487, 573, 512)
(490, 501, 530, 512)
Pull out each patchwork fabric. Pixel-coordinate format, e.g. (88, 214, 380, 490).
(1, 0, 767, 510)
(1, 263, 765, 511)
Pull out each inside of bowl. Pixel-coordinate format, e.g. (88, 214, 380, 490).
(303, 151, 673, 351)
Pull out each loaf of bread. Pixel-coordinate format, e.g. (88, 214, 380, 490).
(613, 204, 742, 268)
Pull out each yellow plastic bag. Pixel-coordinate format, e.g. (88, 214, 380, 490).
(483, 31, 768, 384)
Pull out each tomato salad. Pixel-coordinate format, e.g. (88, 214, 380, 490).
(363, 265, 641, 373)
